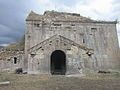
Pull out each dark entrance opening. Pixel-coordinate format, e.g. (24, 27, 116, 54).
(51, 50, 66, 75)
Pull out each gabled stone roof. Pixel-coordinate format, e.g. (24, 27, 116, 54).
(28, 35, 93, 53)
(26, 10, 117, 24)
(26, 10, 93, 22)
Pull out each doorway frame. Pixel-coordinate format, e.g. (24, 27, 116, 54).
(50, 50, 66, 75)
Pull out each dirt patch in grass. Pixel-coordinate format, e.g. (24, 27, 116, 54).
(0, 73, 120, 90)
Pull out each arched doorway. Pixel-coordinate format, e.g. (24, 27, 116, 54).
(51, 50, 66, 75)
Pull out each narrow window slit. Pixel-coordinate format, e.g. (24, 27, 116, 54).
(14, 57, 17, 64)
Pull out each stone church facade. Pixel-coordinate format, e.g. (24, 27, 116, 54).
(25, 11, 119, 75)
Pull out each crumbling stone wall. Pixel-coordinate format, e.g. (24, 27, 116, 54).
(0, 51, 24, 72)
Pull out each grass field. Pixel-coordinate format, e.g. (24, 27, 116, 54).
(0, 72, 120, 90)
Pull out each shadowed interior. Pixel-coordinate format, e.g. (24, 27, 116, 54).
(51, 50, 66, 75)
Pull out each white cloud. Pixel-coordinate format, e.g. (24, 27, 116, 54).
(34, 0, 119, 20)
(71, 0, 113, 20)
(32, 0, 56, 13)
(0, 44, 9, 47)
(36, 0, 50, 4)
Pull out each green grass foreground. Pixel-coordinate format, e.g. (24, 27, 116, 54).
(0, 72, 120, 90)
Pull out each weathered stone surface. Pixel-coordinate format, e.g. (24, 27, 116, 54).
(25, 11, 119, 75)
(0, 51, 24, 72)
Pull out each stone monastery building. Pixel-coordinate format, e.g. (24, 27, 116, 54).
(25, 11, 119, 75)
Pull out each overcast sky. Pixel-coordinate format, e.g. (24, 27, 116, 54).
(0, 0, 120, 46)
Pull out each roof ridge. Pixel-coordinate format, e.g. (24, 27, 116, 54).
(26, 10, 116, 24)
(44, 10, 81, 17)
